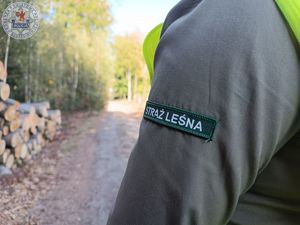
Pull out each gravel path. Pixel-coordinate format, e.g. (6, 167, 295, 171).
(32, 101, 143, 225)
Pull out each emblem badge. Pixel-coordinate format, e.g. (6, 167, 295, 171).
(1, 2, 40, 40)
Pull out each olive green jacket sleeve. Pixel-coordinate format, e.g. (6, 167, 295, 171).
(107, 0, 300, 224)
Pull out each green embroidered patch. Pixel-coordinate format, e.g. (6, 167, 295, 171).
(144, 101, 217, 141)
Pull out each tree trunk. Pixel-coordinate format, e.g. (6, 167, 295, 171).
(0, 140, 6, 156)
(47, 110, 62, 125)
(4, 36, 10, 83)
(133, 73, 138, 101)
(20, 129, 30, 142)
(25, 44, 29, 102)
(2, 126, 9, 136)
(45, 119, 57, 141)
(127, 71, 132, 101)
(19, 103, 36, 115)
(0, 149, 10, 164)
(5, 154, 14, 168)
(3, 131, 22, 148)
(0, 61, 7, 81)
(30, 126, 37, 135)
(7, 117, 21, 132)
(28, 41, 33, 102)
(72, 52, 79, 107)
(22, 102, 49, 117)
(33, 52, 40, 102)
(14, 144, 28, 160)
(0, 105, 17, 122)
(0, 101, 6, 112)
(5, 98, 20, 109)
(59, 50, 64, 93)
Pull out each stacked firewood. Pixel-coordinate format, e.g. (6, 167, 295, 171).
(0, 61, 61, 169)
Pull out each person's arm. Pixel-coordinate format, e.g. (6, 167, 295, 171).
(107, 0, 300, 224)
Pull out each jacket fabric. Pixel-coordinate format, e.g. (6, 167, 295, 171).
(107, 0, 300, 224)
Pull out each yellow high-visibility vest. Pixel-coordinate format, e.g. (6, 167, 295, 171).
(143, 1, 300, 82)
(143, 23, 163, 83)
(275, 0, 300, 45)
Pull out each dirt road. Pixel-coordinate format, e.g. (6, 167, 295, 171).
(31, 101, 143, 225)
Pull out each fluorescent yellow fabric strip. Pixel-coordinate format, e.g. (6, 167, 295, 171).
(143, 1, 299, 84)
(143, 23, 163, 83)
(275, 0, 300, 44)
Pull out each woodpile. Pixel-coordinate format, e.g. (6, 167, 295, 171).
(0, 62, 61, 169)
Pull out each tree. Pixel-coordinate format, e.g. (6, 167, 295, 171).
(0, 0, 114, 111)
(113, 33, 148, 101)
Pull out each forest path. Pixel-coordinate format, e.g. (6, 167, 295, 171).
(32, 100, 143, 225)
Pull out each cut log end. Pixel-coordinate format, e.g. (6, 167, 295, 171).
(0, 61, 7, 81)
(0, 82, 10, 101)
(0, 140, 6, 155)
(5, 154, 14, 168)
(3, 131, 22, 148)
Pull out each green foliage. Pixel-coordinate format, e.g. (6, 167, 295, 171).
(54, 0, 112, 30)
(113, 33, 149, 101)
(0, 0, 114, 111)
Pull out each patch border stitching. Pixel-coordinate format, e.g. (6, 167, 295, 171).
(144, 100, 217, 141)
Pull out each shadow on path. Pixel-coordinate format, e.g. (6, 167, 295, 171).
(32, 101, 144, 225)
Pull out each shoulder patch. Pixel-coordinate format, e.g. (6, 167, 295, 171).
(144, 101, 217, 141)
